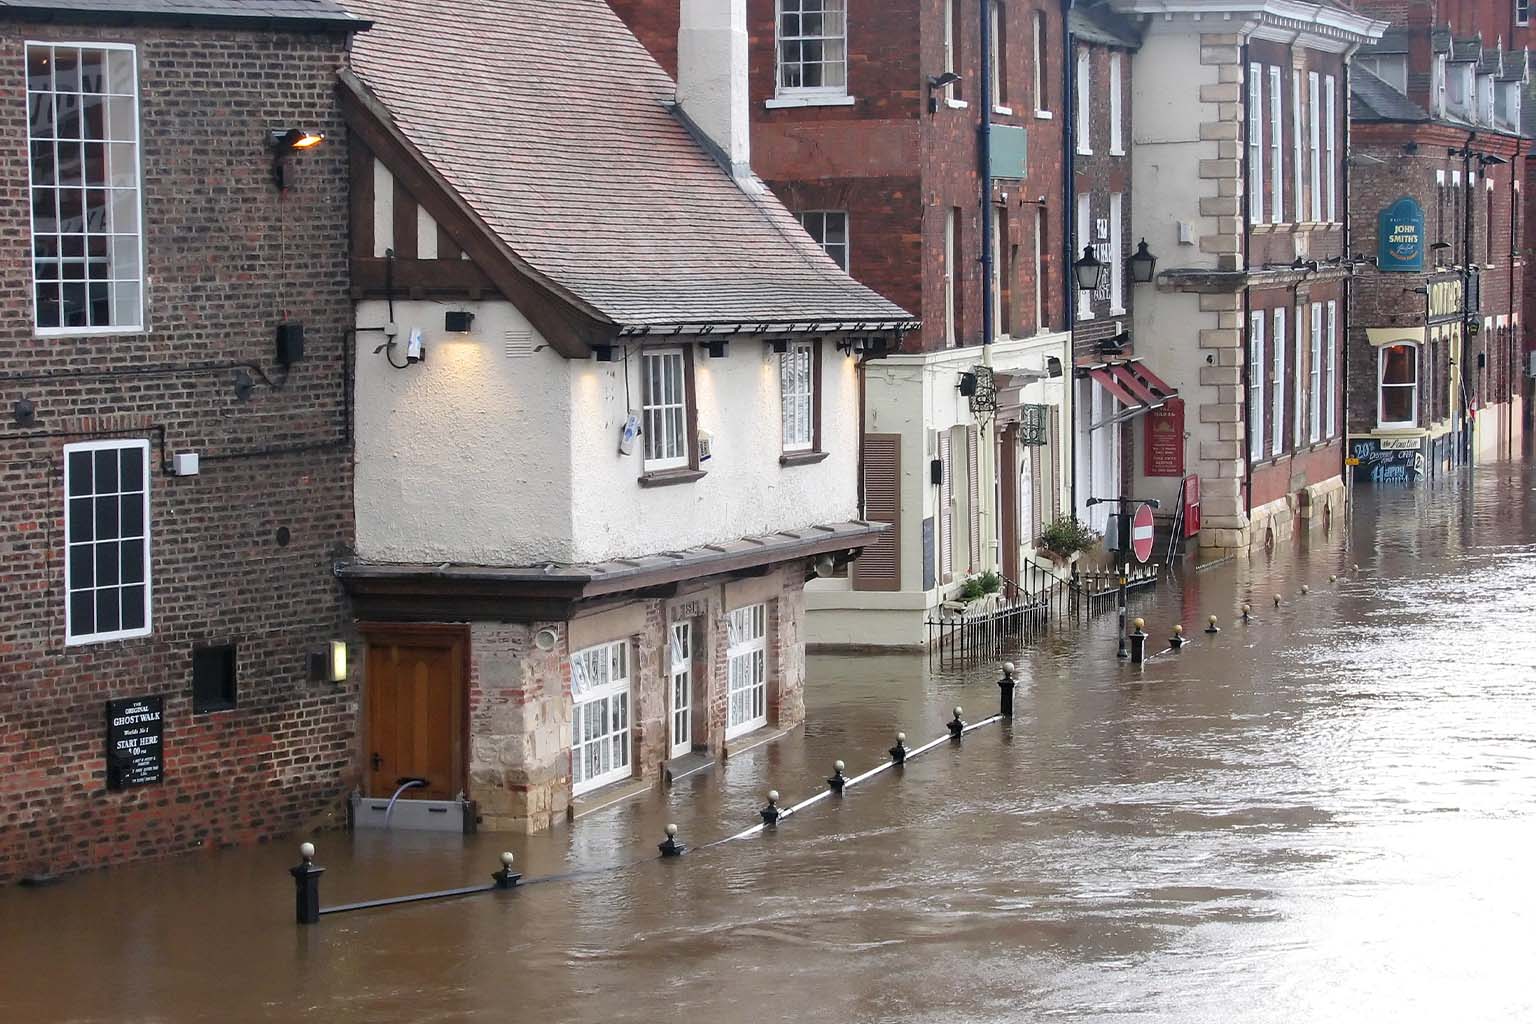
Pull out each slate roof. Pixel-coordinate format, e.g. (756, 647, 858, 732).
(1351, 66, 1429, 122)
(343, 0, 914, 333)
(1359, 27, 1409, 56)
(0, 0, 363, 27)
(1070, 2, 1140, 48)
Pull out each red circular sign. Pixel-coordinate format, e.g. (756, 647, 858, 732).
(1131, 502, 1155, 563)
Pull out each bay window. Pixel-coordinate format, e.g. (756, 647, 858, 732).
(1378, 343, 1419, 428)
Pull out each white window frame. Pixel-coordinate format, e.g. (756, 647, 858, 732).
(990, 205, 1004, 340)
(1109, 52, 1123, 155)
(989, 1, 1005, 111)
(1293, 302, 1305, 451)
(1292, 70, 1304, 224)
(944, 208, 957, 346)
(570, 640, 632, 795)
(942, 0, 958, 104)
(1272, 306, 1286, 455)
(668, 622, 693, 760)
(1324, 74, 1337, 222)
(1309, 302, 1323, 442)
(939, 431, 954, 580)
(27, 41, 146, 336)
(1269, 66, 1283, 223)
(1249, 311, 1265, 462)
(780, 340, 815, 451)
(1325, 300, 1338, 437)
(1308, 71, 1322, 222)
(773, 0, 849, 103)
(1032, 205, 1045, 331)
(64, 437, 151, 645)
(1075, 47, 1091, 154)
(1076, 193, 1092, 320)
(1377, 342, 1419, 429)
(1033, 12, 1049, 116)
(725, 603, 768, 740)
(1248, 62, 1264, 224)
(797, 209, 848, 270)
(641, 347, 689, 472)
(1109, 192, 1124, 314)
(1519, 0, 1531, 27)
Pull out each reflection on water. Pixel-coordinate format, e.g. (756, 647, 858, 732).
(4, 466, 1536, 1022)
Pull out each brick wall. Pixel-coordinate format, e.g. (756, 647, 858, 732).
(1071, 39, 1133, 360)
(0, 22, 356, 883)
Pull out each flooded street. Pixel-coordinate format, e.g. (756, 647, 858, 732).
(5, 465, 1536, 1023)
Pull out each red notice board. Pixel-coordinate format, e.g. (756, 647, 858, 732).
(1184, 474, 1201, 538)
(1145, 398, 1184, 477)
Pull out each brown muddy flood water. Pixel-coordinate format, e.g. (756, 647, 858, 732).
(4, 465, 1536, 1022)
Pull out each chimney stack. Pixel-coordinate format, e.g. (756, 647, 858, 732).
(677, 0, 751, 181)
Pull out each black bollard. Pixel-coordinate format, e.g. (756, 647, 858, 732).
(947, 706, 965, 741)
(658, 823, 687, 858)
(889, 732, 908, 764)
(760, 790, 781, 827)
(290, 842, 324, 925)
(1129, 618, 1147, 664)
(492, 851, 522, 889)
(827, 760, 847, 794)
(1205, 614, 1221, 635)
(1169, 624, 1185, 649)
(997, 662, 1017, 718)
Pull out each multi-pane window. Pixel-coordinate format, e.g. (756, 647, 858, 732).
(990, 1, 1005, 108)
(65, 438, 150, 644)
(1033, 12, 1048, 114)
(1324, 74, 1337, 221)
(1248, 63, 1264, 224)
(1309, 303, 1323, 442)
(1033, 205, 1045, 332)
(797, 210, 848, 270)
(944, 208, 958, 346)
(725, 603, 768, 739)
(641, 348, 689, 471)
(1293, 303, 1305, 450)
(776, 0, 847, 96)
(1269, 67, 1283, 222)
(1292, 70, 1304, 224)
(668, 623, 692, 759)
(1249, 312, 1265, 462)
(1325, 300, 1338, 437)
(1109, 53, 1123, 154)
(1109, 193, 1123, 313)
(1308, 71, 1322, 222)
(1271, 307, 1286, 455)
(28, 43, 143, 333)
(1075, 48, 1091, 153)
(1378, 343, 1418, 427)
(780, 340, 815, 451)
(1520, 0, 1531, 26)
(570, 640, 631, 794)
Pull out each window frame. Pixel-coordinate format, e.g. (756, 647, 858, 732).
(27, 40, 146, 337)
(1075, 192, 1092, 321)
(570, 639, 633, 795)
(1269, 66, 1283, 223)
(1325, 300, 1338, 437)
(1324, 74, 1337, 222)
(1519, 0, 1531, 27)
(1248, 62, 1264, 224)
(797, 209, 849, 270)
(640, 346, 693, 474)
(944, 208, 958, 346)
(1108, 52, 1123, 155)
(1032, 11, 1049, 116)
(1108, 192, 1123, 314)
(1309, 302, 1323, 443)
(725, 603, 768, 740)
(1308, 71, 1322, 222)
(773, 0, 849, 102)
(1377, 342, 1419, 429)
(1249, 311, 1265, 462)
(1075, 47, 1091, 154)
(668, 622, 693, 760)
(779, 339, 819, 454)
(1271, 306, 1286, 456)
(64, 437, 152, 646)
(990, 1, 1007, 111)
(1032, 204, 1045, 332)
(1292, 70, 1304, 224)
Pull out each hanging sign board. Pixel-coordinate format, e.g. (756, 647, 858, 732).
(1377, 196, 1424, 272)
(1144, 398, 1185, 476)
(105, 695, 164, 790)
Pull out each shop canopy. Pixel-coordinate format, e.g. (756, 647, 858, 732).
(1077, 358, 1179, 431)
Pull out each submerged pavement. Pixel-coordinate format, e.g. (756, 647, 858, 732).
(3, 464, 1535, 1022)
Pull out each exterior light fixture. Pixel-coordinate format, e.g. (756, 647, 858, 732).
(1073, 245, 1105, 292)
(444, 310, 475, 333)
(269, 129, 326, 190)
(1430, 241, 1453, 251)
(1479, 153, 1508, 166)
(958, 371, 979, 397)
(927, 71, 962, 113)
(308, 640, 348, 683)
(1128, 238, 1157, 284)
(1099, 331, 1128, 355)
(13, 398, 36, 427)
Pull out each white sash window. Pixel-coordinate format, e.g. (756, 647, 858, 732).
(725, 604, 768, 739)
(570, 640, 631, 794)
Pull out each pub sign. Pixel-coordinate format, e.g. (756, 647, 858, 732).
(1144, 398, 1185, 476)
(1377, 196, 1424, 272)
(106, 695, 164, 790)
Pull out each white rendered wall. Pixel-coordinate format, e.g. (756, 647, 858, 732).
(1131, 30, 1218, 273)
(354, 298, 860, 567)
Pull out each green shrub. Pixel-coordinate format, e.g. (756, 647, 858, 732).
(1037, 515, 1100, 557)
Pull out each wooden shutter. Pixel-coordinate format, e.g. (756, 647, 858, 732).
(854, 433, 902, 592)
(939, 432, 953, 582)
(967, 428, 981, 570)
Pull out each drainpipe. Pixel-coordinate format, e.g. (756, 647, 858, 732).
(1507, 146, 1517, 459)
(1461, 133, 1475, 464)
(1064, 0, 1078, 522)
(1341, 53, 1354, 492)
(979, 0, 998, 571)
(1242, 40, 1253, 521)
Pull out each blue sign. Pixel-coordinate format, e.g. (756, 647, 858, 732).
(1377, 196, 1424, 272)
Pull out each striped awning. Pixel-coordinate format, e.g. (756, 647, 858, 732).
(1077, 358, 1179, 431)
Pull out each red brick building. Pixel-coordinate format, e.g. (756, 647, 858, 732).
(0, 0, 366, 884)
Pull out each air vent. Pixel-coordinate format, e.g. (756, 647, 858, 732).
(505, 330, 534, 359)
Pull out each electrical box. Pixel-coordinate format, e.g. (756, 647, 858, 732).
(173, 452, 200, 477)
(276, 322, 305, 364)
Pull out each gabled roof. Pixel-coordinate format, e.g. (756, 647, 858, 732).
(1359, 27, 1409, 56)
(1351, 66, 1429, 122)
(342, 0, 914, 339)
(0, 0, 364, 29)
(1070, 1, 1141, 48)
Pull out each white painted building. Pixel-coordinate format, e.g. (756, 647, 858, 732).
(338, 0, 912, 831)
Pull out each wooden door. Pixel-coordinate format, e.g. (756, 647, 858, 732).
(362, 626, 467, 801)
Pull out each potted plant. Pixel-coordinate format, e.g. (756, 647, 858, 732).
(1036, 515, 1099, 567)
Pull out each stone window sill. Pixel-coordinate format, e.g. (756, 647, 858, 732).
(1034, 109, 1053, 120)
(638, 467, 706, 488)
(944, 96, 969, 109)
(780, 449, 829, 467)
(765, 93, 856, 109)
(993, 104, 1014, 116)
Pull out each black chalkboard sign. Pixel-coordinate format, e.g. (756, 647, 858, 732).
(105, 696, 164, 790)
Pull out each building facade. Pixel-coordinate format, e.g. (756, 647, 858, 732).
(1346, 18, 1527, 475)
(611, 0, 1076, 648)
(0, 0, 365, 884)
(1124, 0, 1385, 553)
(339, 0, 911, 831)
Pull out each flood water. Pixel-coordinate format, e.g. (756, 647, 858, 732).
(4, 465, 1536, 1023)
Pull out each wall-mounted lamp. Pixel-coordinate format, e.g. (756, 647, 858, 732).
(232, 368, 254, 401)
(307, 640, 347, 683)
(1430, 241, 1452, 252)
(12, 398, 35, 427)
(444, 310, 475, 333)
(1073, 245, 1105, 291)
(927, 71, 962, 113)
(1480, 153, 1508, 167)
(1128, 239, 1157, 284)
(270, 128, 325, 190)
(1046, 356, 1063, 378)
(958, 371, 979, 396)
(1099, 331, 1129, 355)
(701, 339, 728, 359)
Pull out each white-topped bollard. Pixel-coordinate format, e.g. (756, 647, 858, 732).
(828, 759, 847, 794)
(947, 705, 965, 741)
(658, 822, 686, 858)
(291, 841, 324, 925)
(889, 731, 908, 764)
(760, 789, 781, 827)
(492, 850, 521, 889)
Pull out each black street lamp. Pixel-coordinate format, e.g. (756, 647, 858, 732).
(1129, 238, 1158, 284)
(1073, 245, 1105, 292)
(1084, 495, 1162, 659)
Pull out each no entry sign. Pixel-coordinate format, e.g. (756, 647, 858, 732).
(1131, 502, 1155, 563)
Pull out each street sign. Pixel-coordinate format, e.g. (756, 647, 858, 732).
(1131, 502, 1155, 563)
(105, 695, 164, 790)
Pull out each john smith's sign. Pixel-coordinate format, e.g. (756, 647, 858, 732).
(1377, 196, 1424, 272)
